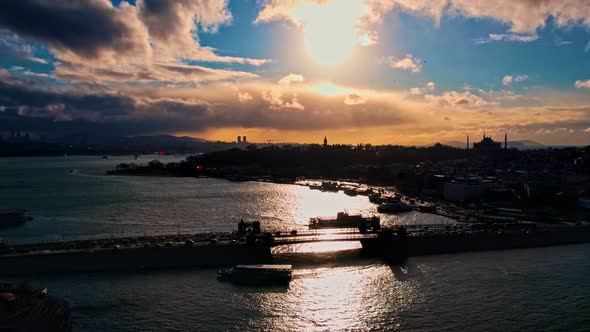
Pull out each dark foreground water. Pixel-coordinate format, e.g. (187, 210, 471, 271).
(1, 156, 589, 331)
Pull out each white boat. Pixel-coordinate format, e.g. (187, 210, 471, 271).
(309, 212, 380, 230)
(377, 201, 413, 213)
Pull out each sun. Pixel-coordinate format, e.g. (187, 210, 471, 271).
(293, 0, 367, 65)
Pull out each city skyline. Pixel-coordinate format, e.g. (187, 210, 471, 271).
(1, 1, 590, 145)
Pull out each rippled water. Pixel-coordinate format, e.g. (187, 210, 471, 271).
(1, 156, 589, 331)
(0, 156, 452, 244)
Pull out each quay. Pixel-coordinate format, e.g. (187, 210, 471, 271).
(1, 223, 590, 276)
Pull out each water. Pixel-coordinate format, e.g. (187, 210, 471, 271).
(1, 156, 589, 331)
(0, 156, 453, 244)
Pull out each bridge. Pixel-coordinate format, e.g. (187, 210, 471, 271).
(271, 230, 378, 246)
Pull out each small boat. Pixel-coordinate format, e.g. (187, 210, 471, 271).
(0, 209, 31, 228)
(68, 169, 79, 174)
(377, 201, 413, 213)
(217, 264, 292, 285)
(343, 188, 358, 196)
(309, 212, 380, 230)
(320, 181, 339, 192)
(369, 194, 386, 204)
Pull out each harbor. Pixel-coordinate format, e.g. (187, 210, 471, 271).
(1, 156, 589, 331)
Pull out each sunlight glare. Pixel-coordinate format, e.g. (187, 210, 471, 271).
(293, 0, 367, 65)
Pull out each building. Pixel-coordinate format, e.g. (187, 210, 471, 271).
(443, 179, 491, 203)
(472, 133, 501, 154)
(243, 136, 247, 144)
(323, 136, 328, 148)
(237, 136, 242, 143)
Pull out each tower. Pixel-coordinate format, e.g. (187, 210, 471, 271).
(323, 136, 328, 148)
(466, 134, 469, 150)
(243, 136, 247, 144)
(504, 133, 507, 150)
(237, 136, 241, 143)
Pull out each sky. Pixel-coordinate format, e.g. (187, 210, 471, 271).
(1, 0, 590, 146)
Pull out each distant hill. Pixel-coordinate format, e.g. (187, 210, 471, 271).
(0, 134, 232, 157)
(439, 140, 545, 149)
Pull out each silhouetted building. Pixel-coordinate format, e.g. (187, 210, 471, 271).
(473, 133, 501, 154)
(444, 179, 491, 203)
(323, 136, 328, 148)
(237, 136, 241, 143)
(243, 136, 247, 144)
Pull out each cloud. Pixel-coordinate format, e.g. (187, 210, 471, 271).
(503, 75, 528, 86)
(255, 0, 590, 47)
(344, 94, 367, 105)
(0, 0, 268, 86)
(475, 33, 539, 44)
(238, 92, 253, 103)
(410, 87, 423, 95)
(0, 0, 151, 59)
(278, 74, 304, 85)
(0, 32, 48, 64)
(425, 90, 493, 108)
(136, 0, 268, 66)
(409, 82, 435, 95)
(575, 80, 590, 89)
(0, 73, 418, 135)
(385, 54, 422, 72)
(364, 0, 590, 34)
(1, 71, 590, 145)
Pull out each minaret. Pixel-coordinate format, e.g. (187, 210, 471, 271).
(323, 136, 328, 148)
(504, 133, 507, 150)
(466, 134, 469, 150)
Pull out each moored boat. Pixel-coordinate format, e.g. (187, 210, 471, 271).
(217, 264, 292, 285)
(309, 212, 380, 230)
(377, 201, 413, 213)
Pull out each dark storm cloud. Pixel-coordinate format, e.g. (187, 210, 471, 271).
(0, 77, 135, 116)
(0, 0, 147, 58)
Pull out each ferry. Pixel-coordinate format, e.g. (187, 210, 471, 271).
(377, 201, 413, 213)
(217, 264, 292, 285)
(0, 209, 31, 228)
(309, 212, 380, 230)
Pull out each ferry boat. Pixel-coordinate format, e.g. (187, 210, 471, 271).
(0, 209, 31, 228)
(377, 201, 413, 213)
(309, 212, 380, 230)
(217, 264, 292, 285)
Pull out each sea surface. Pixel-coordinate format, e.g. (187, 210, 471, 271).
(1, 156, 589, 331)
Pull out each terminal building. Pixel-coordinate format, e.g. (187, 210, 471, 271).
(443, 179, 492, 203)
